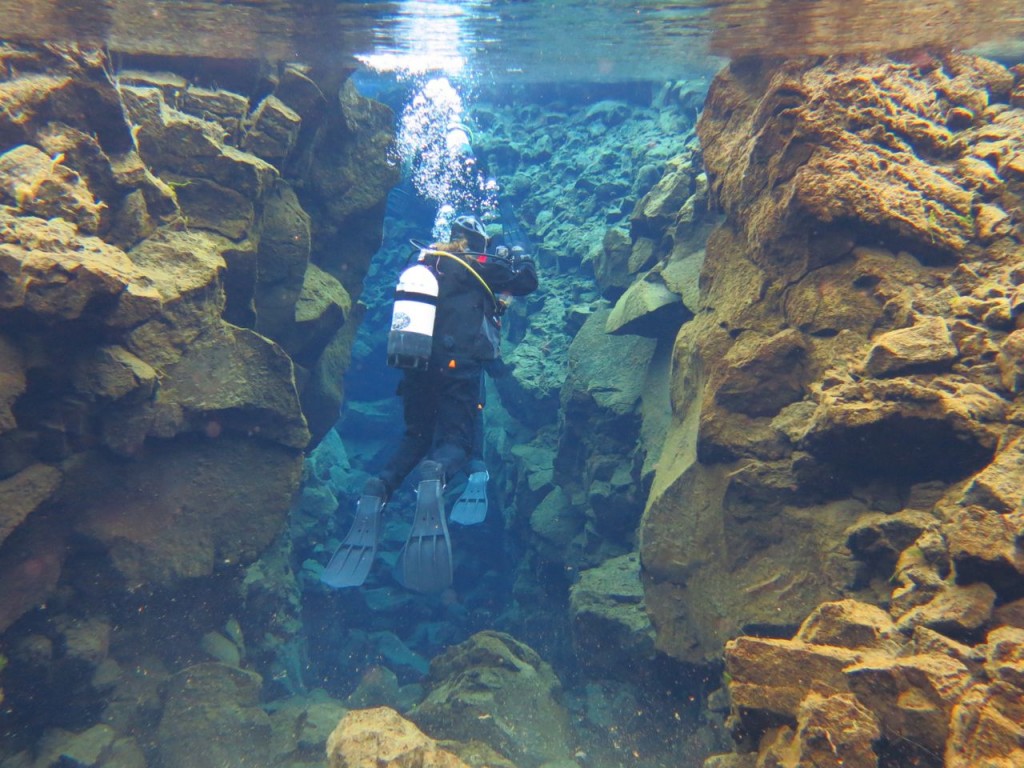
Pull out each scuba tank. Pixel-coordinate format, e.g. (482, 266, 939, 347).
(387, 256, 438, 370)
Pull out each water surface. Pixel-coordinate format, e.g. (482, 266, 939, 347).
(4, 0, 1023, 82)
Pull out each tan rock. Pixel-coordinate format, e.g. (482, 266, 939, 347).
(110, 148, 179, 221)
(125, 229, 230, 367)
(0, 333, 24, 432)
(949, 318, 999, 363)
(0, 209, 161, 326)
(0, 524, 65, 633)
(117, 70, 189, 101)
(983, 626, 1024, 690)
(703, 754, 756, 768)
(242, 95, 302, 162)
(593, 226, 632, 296)
(863, 316, 957, 377)
(120, 83, 276, 241)
(72, 345, 157, 401)
(286, 262, 351, 367)
(605, 270, 688, 337)
(157, 663, 271, 768)
(725, 636, 861, 721)
(793, 692, 881, 768)
(797, 378, 1000, 482)
(910, 626, 982, 672)
(643, 457, 862, 662)
(782, 255, 886, 337)
(569, 553, 656, 678)
(994, 597, 1024, 630)
(699, 56, 986, 258)
(107, 188, 156, 248)
(326, 707, 470, 768)
(795, 599, 897, 651)
(712, 329, 808, 417)
(945, 681, 1024, 768)
(272, 64, 327, 123)
(179, 86, 249, 139)
(631, 153, 698, 230)
(845, 653, 972, 756)
(254, 181, 312, 344)
(0, 144, 105, 232)
(895, 581, 996, 636)
(889, 536, 949, 617)
(71, 436, 301, 587)
(412, 631, 573, 767)
(945, 505, 1024, 592)
(844, 510, 938, 564)
(123, 85, 276, 200)
(172, 176, 258, 240)
(754, 726, 799, 767)
(0, 463, 62, 547)
(651, 51, 1024, 724)
(975, 202, 1012, 241)
(960, 435, 1024, 513)
(660, 248, 704, 313)
(628, 236, 656, 274)
(307, 79, 400, 225)
(154, 323, 310, 449)
(997, 329, 1024, 393)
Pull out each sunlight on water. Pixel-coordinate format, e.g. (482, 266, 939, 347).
(357, 0, 469, 76)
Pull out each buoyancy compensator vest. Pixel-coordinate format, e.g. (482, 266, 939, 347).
(387, 256, 439, 370)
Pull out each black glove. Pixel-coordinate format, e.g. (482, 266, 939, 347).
(510, 246, 533, 269)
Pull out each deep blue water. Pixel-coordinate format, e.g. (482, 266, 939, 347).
(1, 2, 1023, 767)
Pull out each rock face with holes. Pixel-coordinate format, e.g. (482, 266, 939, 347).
(634, 52, 1024, 768)
(0, 45, 396, 634)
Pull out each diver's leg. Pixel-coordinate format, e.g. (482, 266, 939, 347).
(375, 369, 438, 495)
(451, 372, 489, 525)
(428, 367, 482, 482)
(395, 369, 478, 591)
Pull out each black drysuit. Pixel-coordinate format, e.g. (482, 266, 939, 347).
(376, 248, 538, 496)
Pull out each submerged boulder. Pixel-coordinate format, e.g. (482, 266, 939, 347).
(157, 663, 271, 768)
(412, 631, 574, 767)
(605, 269, 690, 337)
(327, 707, 470, 768)
(569, 553, 657, 678)
(556, 307, 657, 552)
(70, 436, 302, 586)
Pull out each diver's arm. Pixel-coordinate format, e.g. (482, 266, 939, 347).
(477, 252, 538, 296)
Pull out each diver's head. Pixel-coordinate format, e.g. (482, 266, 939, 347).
(450, 215, 488, 252)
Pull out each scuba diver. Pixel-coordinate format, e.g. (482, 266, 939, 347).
(322, 215, 538, 593)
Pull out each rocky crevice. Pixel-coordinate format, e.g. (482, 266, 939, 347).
(0, 42, 395, 763)
(634, 52, 1024, 767)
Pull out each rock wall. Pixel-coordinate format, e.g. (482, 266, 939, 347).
(0, 42, 395, 758)
(634, 51, 1024, 766)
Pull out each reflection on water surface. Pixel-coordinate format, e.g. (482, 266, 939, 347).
(3, 0, 1023, 80)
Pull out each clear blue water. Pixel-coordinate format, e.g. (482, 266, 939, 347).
(1, 2, 1023, 767)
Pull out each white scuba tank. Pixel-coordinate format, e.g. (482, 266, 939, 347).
(387, 260, 439, 369)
